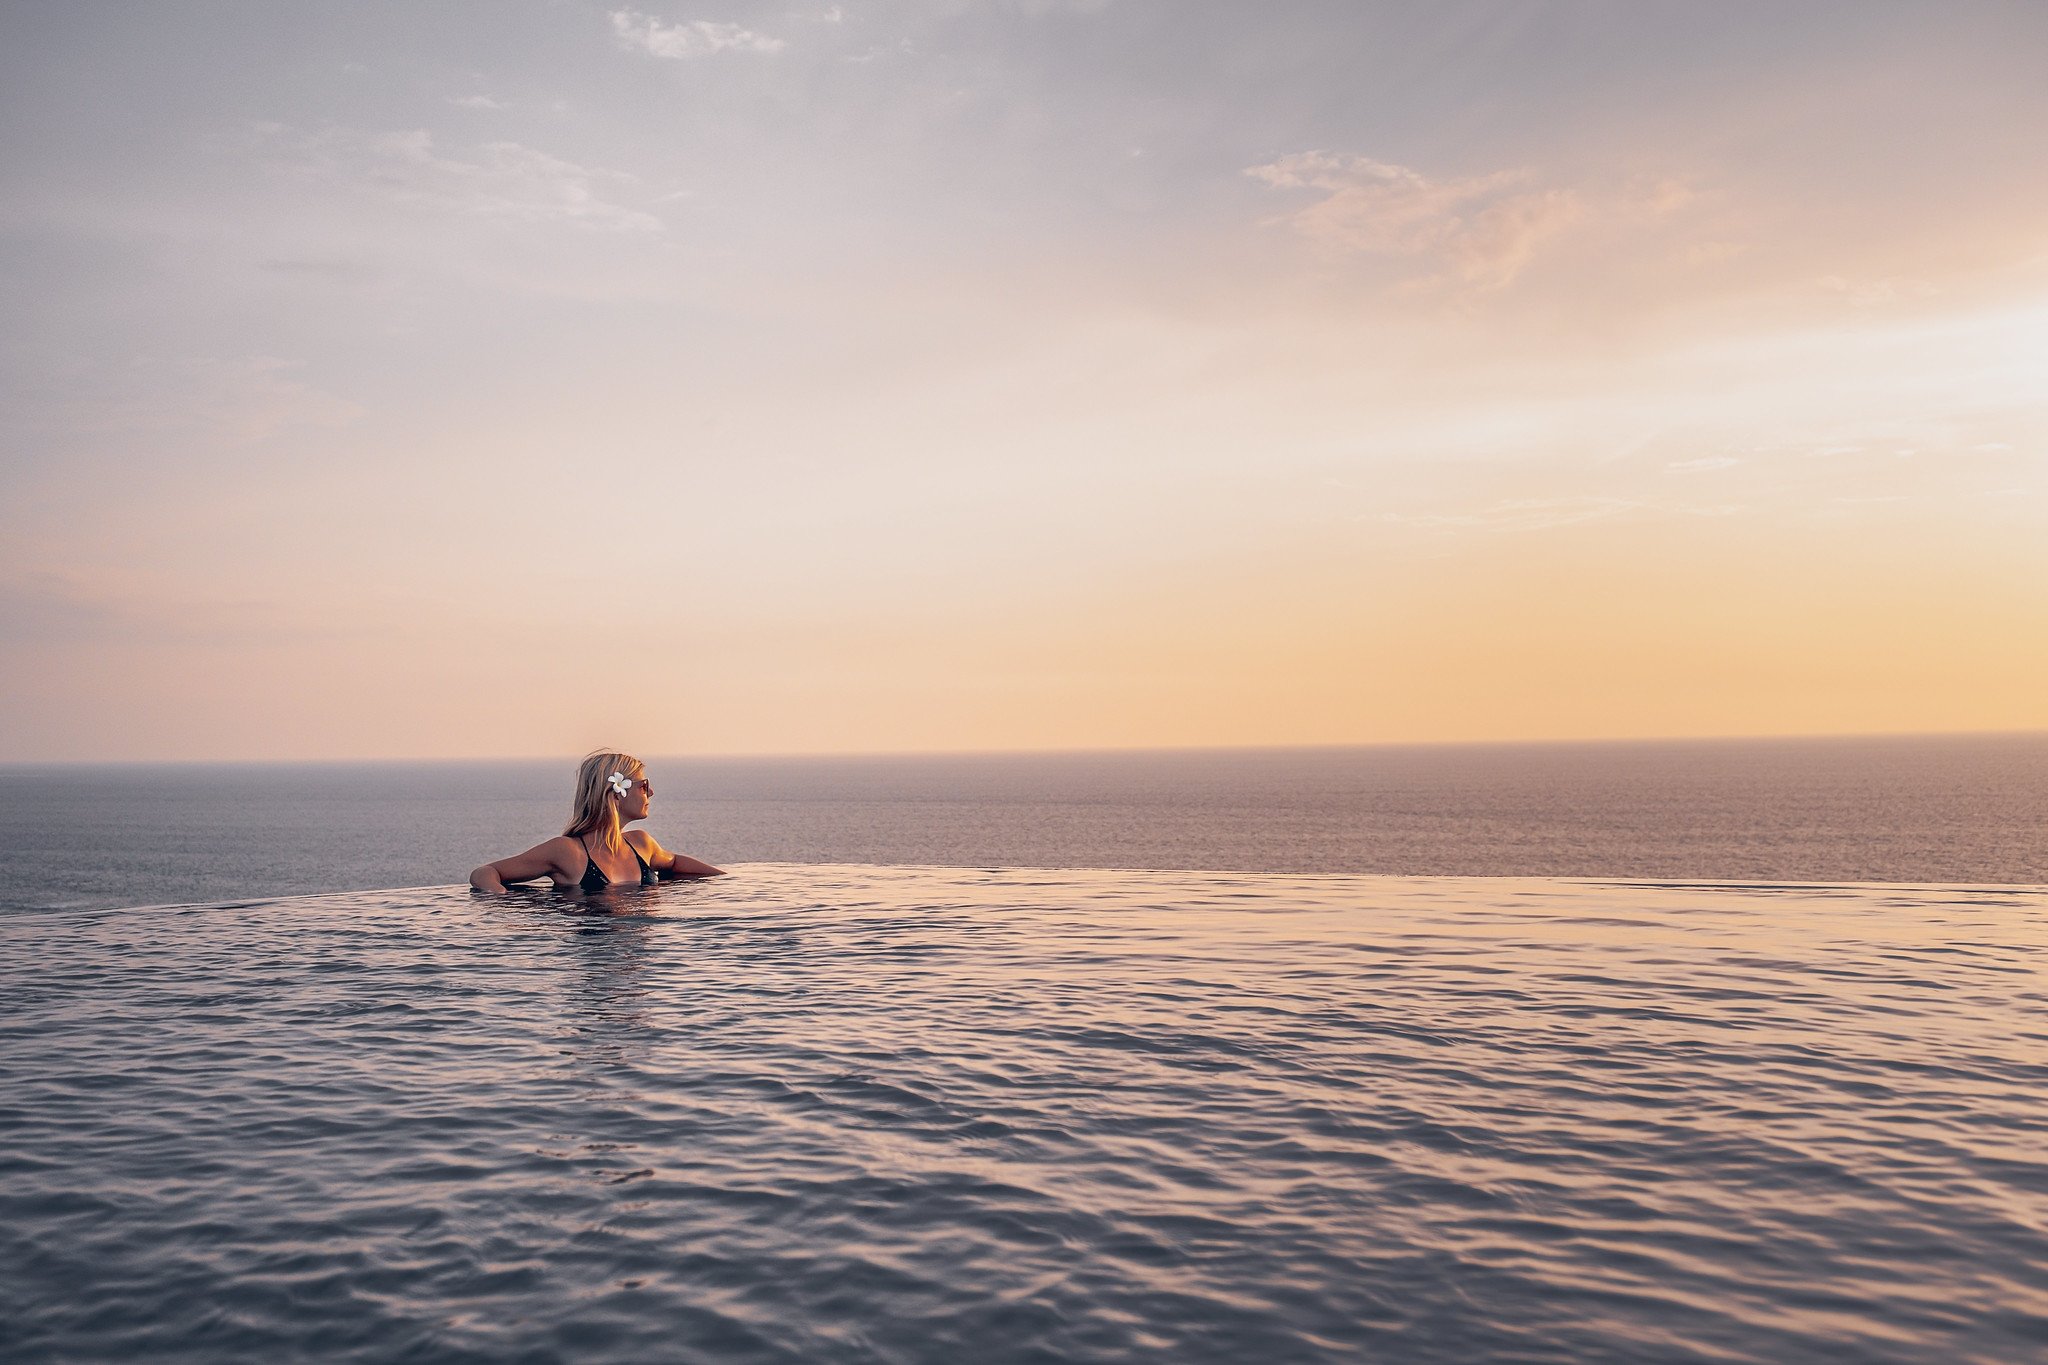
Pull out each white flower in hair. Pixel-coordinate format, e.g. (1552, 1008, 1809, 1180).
(608, 770, 634, 796)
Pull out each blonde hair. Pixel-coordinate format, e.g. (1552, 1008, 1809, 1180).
(564, 749, 644, 851)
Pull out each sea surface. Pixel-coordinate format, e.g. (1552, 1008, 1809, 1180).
(3, 866, 2044, 1363)
(2, 734, 2045, 912)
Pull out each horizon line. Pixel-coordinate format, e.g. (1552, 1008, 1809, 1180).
(4, 726, 2045, 768)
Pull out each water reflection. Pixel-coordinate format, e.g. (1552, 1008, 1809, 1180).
(495, 883, 677, 1067)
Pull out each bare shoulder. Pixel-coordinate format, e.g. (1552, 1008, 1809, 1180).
(537, 834, 585, 865)
(624, 828, 665, 855)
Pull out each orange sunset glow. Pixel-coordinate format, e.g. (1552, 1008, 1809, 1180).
(2, 2, 2043, 761)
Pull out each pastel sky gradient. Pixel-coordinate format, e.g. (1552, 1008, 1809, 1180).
(3, 1, 2044, 761)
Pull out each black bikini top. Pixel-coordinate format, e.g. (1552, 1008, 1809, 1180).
(577, 833, 656, 892)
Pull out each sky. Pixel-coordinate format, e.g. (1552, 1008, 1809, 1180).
(2, 0, 2044, 761)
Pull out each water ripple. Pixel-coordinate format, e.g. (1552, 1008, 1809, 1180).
(2, 866, 2045, 1362)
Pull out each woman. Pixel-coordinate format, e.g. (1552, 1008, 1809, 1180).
(469, 750, 724, 893)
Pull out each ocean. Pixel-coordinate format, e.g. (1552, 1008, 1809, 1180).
(2, 733, 2044, 913)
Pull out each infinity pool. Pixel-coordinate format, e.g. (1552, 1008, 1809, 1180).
(3, 866, 2044, 1362)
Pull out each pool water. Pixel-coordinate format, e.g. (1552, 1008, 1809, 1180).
(3, 866, 2044, 1362)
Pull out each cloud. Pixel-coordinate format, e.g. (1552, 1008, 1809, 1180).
(1247, 153, 1580, 290)
(260, 125, 662, 233)
(1667, 456, 1741, 471)
(1247, 153, 1698, 293)
(843, 38, 916, 63)
(610, 9, 786, 57)
(1248, 155, 1516, 250)
(1438, 188, 1583, 291)
(446, 94, 505, 110)
(377, 131, 662, 230)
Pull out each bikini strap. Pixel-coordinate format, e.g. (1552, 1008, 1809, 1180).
(581, 831, 645, 871)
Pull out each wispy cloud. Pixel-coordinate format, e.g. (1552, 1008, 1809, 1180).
(1247, 153, 1691, 293)
(842, 38, 915, 63)
(610, 9, 786, 58)
(446, 94, 505, 111)
(259, 125, 662, 233)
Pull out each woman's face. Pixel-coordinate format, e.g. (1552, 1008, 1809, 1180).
(620, 770, 653, 821)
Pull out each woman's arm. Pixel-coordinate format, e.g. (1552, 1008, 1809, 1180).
(470, 837, 579, 893)
(628, 830, 724, 879)
(662, 852, 726, 878)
